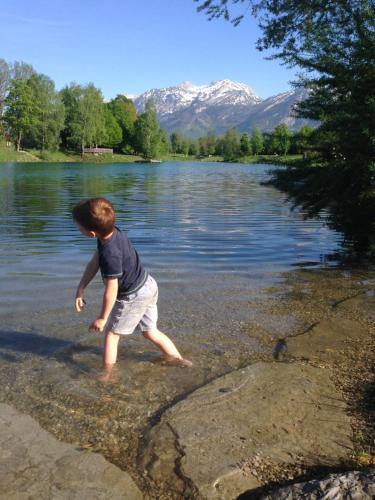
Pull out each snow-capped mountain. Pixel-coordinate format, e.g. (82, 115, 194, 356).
(134, 80, 260, 115)
(131, 80, 314, 137)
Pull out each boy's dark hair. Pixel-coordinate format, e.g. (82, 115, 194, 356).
(72, 198, 115, 236)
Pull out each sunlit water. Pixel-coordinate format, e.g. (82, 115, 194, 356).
(0, 161, 342, 308)
(0, 161, 348, 493)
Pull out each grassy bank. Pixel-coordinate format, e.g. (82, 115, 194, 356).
(0, 146, 303, 165)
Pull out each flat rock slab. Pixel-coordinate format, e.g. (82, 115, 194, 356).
(141, 362, 352, 499)
(257, 470, 375, 499)
(0, 403, 142, 500)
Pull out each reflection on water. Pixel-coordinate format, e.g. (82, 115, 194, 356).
(0, 161, 346, 497)
(0, 162, 341, 281)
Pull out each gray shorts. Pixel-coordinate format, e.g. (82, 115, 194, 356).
(106, 275, 158, 335)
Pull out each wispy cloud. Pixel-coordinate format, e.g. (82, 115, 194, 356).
(0, 13, 73, 27)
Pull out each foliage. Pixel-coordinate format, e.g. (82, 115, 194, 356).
(108, 95, 137, 152)
(240, 132, 252, 155)
(223, 127, 241, 161)
(103, 106, 123, 148)
(24, 74, 65, 151)
(251, 127, 264, 155)
(4, 77, 40, 151)
(293, 125, 314, 154)
(69, 84, 106, 152)
(134, 99, 164, 159)
(199, 133, 216, 156)
(268, 124, 291, 156)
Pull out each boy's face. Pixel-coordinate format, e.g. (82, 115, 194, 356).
(76, 223, 96, 238)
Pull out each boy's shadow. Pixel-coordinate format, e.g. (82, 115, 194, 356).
(0, 329, 102, 375)
(0, 329, 159, 374)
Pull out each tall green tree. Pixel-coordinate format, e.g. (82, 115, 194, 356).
(69, 84, 106, 152)
(4, 77, 40, 151)
(294, 125, 314, 155)
(170, 132, 184, 153)
(269, 124, 291, 156)
(103, 106, 122, 148)
(199, 133, 216, 156)
(251, 127, 264, 155)
(0, 59, 10, 135)
(108, 95, 137, 152)
(223, 127, 241, 161)
(59, 83, 82, 150)
(134, 99, 163, 159)
(240, 132, 252, 155)
(25, 74, 65, 151)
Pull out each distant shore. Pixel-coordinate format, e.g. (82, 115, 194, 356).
(0, 146, 302, 166)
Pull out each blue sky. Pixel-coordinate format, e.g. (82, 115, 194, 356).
(1, 0, 297, 100)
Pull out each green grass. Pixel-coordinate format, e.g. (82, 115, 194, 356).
(237, 154, 303, 165)
(0, 147, 304, 166)
(0, 146, 40, 162)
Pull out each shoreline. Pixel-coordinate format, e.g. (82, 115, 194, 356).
(0, 147, 302, 165)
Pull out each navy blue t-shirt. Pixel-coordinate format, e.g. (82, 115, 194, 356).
(97, 227, 146, 296)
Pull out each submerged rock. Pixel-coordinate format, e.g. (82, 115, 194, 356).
(253, 470, 375, 499)
(139, 361, 352, 499)
(0, 403, 142, 500)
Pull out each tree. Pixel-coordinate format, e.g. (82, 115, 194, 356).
(251, 127, 264, 155)
(11, 61, 35, 81)
(170, 132, 184, 153)
(159, 128, 170, 156)
(198, 133, 216, 156)
(103, 106, 122, 149)
(240, 132, 252, 155)
(25, 73, 65, 151)
(4, 77, 40, 151)
(108, 95, 137, 152)
(59, 83, 83, 150)
(69, 84, 106, 153)
(134, 99, 163, 159)
(188, 141, 198, 156)
(268, 124, 291, 156)
(223, 127, 241, 161)
(0, 59, 10, 135)
(294, 125, 314, 155)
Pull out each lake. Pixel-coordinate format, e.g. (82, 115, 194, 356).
(0, 161, 342, 311)
(0, 161, 351, 494)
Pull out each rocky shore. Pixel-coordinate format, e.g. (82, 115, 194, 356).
(1, 269, 374, 499)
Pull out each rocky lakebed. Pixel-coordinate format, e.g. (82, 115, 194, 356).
(1, 268, 375, 499)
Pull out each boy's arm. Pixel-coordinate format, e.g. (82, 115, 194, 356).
(89, 277, 118, 332)
(75, 250, 99, 312)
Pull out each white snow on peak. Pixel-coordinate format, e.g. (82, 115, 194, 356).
(133, 79, 261, 114)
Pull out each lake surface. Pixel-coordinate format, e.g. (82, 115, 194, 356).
(0, 161, 342, 312)
(0, 161, 351, 495)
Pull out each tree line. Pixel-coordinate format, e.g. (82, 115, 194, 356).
(170, 124, 313, 160)
(0, 58, 313, 161)
(0, 60, 168, 159)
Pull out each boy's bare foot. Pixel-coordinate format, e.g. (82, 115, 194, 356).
(164, 355, 193, 368)
(94, 363, 117, 382)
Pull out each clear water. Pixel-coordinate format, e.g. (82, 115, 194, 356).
(0, 161, 347, 493)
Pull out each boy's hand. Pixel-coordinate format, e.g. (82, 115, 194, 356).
(89, 318, 107, 332)
(75, 296, 86, 312)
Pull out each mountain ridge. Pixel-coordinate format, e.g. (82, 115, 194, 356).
(131, 80, 314, 137)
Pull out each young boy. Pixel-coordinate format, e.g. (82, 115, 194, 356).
(72, 197, 191, 376)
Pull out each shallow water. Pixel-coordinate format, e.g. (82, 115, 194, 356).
(0, 161, 353, 496)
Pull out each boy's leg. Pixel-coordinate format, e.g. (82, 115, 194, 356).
(103, 330, 120, 367)
(142, 329, 192, 366)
